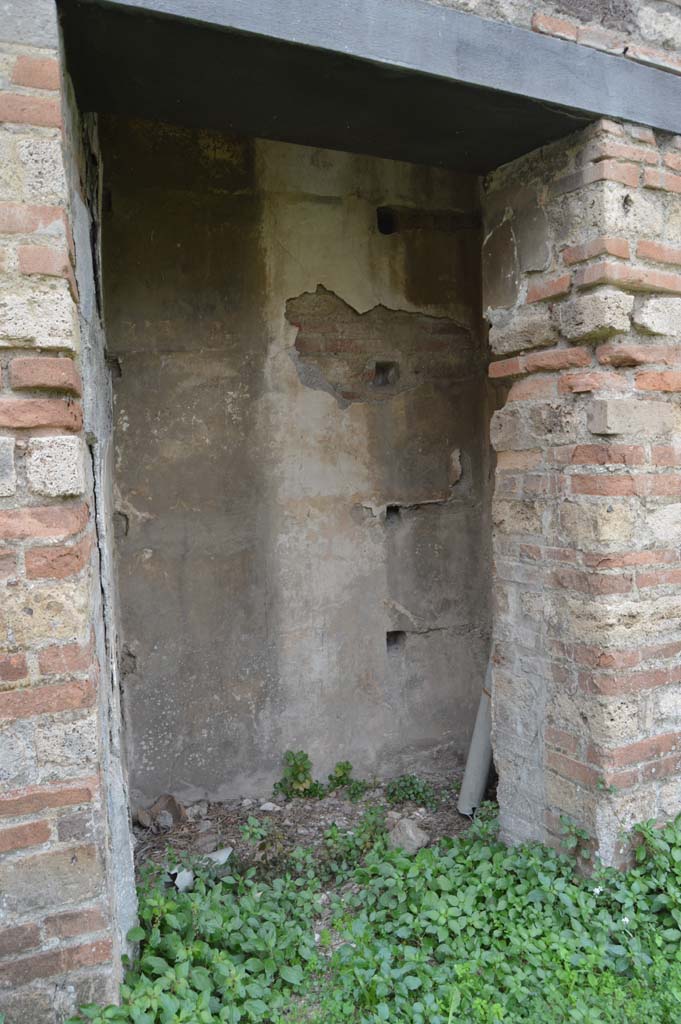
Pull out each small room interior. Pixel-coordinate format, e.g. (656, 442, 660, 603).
(97, 116, 493, 807)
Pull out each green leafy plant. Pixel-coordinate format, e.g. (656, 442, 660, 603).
(560, 814, 594, 862)
(327, 760, 370, 801)
(69, 810, 681, 1024)
(385, 773, 439, 811)
(273, 750, 325, 799)
(240, 816, 269, 845)
(240, 815, 288, 871)
(327, 760, 354, 791)
(319, 806, 388, 881)
(346, 778, 370, 802)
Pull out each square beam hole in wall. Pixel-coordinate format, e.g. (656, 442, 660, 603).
(386, 630, 406, 652)
(386, 505, 401, 524)
(373, 360, 399, 387)
(376, 206, 397, 235)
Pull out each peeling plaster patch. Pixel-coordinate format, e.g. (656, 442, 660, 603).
(285, 285, 476, 407)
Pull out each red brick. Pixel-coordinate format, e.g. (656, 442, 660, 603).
(629, 126, 657, 145)
(488, 356, 524, 379)
(10, 356, 81, 396)
(0, 398, 82, 431)
(553, 567, 632, 596)
(0, 819, 50, 853)
(0, 923, 40, 958)
(637, 567, 681, 589)
(641, 752, 681, 784)
(0, 503, 88, 541)
(18, 244, 71, 279)
(495, 450, 542, 472)
(648, 476, 681, 497)
(25, 535, 91, 579)
(526, 273, 571, 304)
(627, 43, 681, 76)
(0, 678, 95, 721)
(18, 243, 77, 304)
(580, 666, 677, 696)
(637, 239, 681, 266)
(552, 161, 640, 195)
(0, 91, 61, 128)
(39, 641, 92, 676)
(0, 202, 64, 235)
(0, 652, 28, 683)
(644, 640, 681, 662)
(0, 939, 112, 988)
(11, 55, 60, 91)
(507, 376, 556, 401)
(0, 779, 97, 818)
(570, 474, 636, 496)
(547, 751, 600, 788)
(603, 766, 640, 790)
(582, 140, 658, 166)
(576, 24, 624, 54)
(574, 260, 681, 294)
(524, 347, 591, 372)
(563, 236, 630, 266)
(650, 446, 681, 467)
(587, 119, 627, 138)
(523, 544, 575, 564)
(558, 371, 628, 394)
(531, 12, 578, 40)
(45, 907, 107, 940)
(545, 726, 579, 755)
(644, 168, 681, 194)
(597, 343, 678, 367)
(636, 371, 681, 392)
(57, 808, 92, 843)
(584, 549, 678, 569)
(573, 645, 640, 670)
(569, 444, 644, 466)
(664, 152, 681, 173)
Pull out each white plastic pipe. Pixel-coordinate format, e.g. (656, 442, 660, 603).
(457, 660, 492, 816)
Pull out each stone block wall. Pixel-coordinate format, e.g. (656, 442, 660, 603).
(484, 117, 681, 863)
(0, 5, 129, 1020)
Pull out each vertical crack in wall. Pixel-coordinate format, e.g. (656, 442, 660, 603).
(61, 86, 138, 963)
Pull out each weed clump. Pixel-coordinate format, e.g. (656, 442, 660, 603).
(272, 751, 369, 802)
(385, 773, 439, 811)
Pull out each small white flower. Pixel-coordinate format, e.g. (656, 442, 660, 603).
(621, 916, 630, 925)
(593, 887, 603, 896)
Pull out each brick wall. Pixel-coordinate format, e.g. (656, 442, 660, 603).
(484, 117, 681, 863)
(0, 8, 123, 1021)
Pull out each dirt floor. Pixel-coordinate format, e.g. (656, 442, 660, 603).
(131, 753, 491, 875)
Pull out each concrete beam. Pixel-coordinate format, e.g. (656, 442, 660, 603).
(75, 0, 681, 134)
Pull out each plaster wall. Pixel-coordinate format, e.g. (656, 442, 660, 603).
(100, 119, 491, 805)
